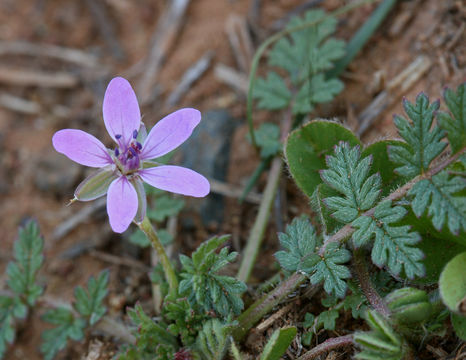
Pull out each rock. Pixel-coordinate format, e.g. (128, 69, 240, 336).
(179, 109, 238, 228)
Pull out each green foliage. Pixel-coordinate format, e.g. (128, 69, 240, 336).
(451, 313, 466, 341)
(321, 142, 381, 223)
(147, 195, 185, 222)
(7, 221, 44, 305)
(275, 217, 351, 298)
(74, 270, 109, 326)
(437, 83, 466, 153)
(354, 310, 407, 360)
(194, 319, 230, 360)
(385, 287, 433, 325)
(285, 120, 361, 198)
(179, 235, 247, 317)
(389, 93, 446, 178)
(247, 123, 282, 158)
(253, 9, 345, 114)
(119, 304, 177, 360)
(40, 308, 86, 360)
(41, 270, 109, 360)
(259, 326, 297, 360)
(352, 201, 424, 279)
(439, 252, 466, 313)
(408, 169, 466, 235)
(0, 221, 44, 359)
(164, 296, 208, 346)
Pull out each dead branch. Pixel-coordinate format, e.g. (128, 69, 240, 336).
(214, 64, 249, 95)
(0, 67, 78, 88)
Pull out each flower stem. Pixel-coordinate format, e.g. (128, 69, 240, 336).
(139, 216, 178, 297)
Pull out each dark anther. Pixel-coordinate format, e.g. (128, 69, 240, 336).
(114, 148, 120, 157)
(136, 142, 142, 150)
(115, 134, 122, 139)
(133, 130, 138, 139)
(129, 147, 137, 157)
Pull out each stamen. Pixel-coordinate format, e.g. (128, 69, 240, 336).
(115, 134, 122, 139)
(129, 147, 137, 157)
(136, 142, 142, 150)
(114, 148, 120, 157)
(133, 130, 138, 139)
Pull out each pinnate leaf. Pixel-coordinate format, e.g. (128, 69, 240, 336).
(321, 142, 381, 223)
(408, 168, 466, 235)
(259, 326, 297, 360)
(389, 93, 446, 178)
(352, 201, 424, 279)
(247, 123, 282, 159)
(74, 270, 109, 326)
(41, 308, 86, 360)
(437, 82, 466, 153)
(253, 72, 291, 110)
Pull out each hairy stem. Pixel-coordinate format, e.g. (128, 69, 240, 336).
(139, 216, 178, 297)
(319, 147, 466, 255)
(231, 272, 307, 341)
(353, 249, 390, 317)
(296, 334, 354, 360)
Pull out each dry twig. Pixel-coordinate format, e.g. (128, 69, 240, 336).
(0, 67, 78, 88)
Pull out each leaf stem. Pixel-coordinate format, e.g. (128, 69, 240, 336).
(231, 272, 307, 341)
(318, 146, 466, 256)
(296, 334, 354, 360)
(353, 249, 390, 317)
(138, 216, 178, 297)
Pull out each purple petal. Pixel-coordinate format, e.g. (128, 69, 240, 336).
(107, 176, 138, 233)
(52, 129, 112, 167)
(139, 165, 210, 197)
(103, 77, 141, 146)
(141, 108, 201, 160)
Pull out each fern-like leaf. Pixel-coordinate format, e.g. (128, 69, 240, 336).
(321, 142, 381, 223)
(74, 270, 109, 326)
(274, 216, 320, 273)
(437, 82, 466, 153)
(352, 201, 424, 279)
(179, 236, 247, 317)
(195, 319, 230, 360)
(389, 93, 446, 178)
(409, 169, 466, 235)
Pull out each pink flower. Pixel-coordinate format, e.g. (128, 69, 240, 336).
(52, 77, 210, 233)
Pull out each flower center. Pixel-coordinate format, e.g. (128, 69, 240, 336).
(114, 130, 142, 174)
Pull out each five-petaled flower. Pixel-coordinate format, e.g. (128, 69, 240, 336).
(52, 77, 210, 233)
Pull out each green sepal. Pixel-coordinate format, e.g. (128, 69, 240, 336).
(285, 120, 361, 198)
(130, 177, 146, 224)
(385, 288, 433, 325)
(74, 166, 117, 201)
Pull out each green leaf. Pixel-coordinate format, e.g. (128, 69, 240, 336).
(352, 201, 424, 279)
(274, 216, 320, 273)
(41, 308, 86, 360)
(389, 93, 446, 178)
(354, 310, 405, 360)
(285, 120, 361, 198)
(129, 229, 150, 247)
(0, 296, 20, 358)
(321, 142, 381, 223)
(195, 319, 230, 360)
(147, 195, 185, 222)
(247, 123, 282, 159)
(451, 313, 466, 341)
(125, 304, 177, 359)
(408, 169, 465, 235)
(310, 184, 340, 235)
(253, 72, 292, 110)
(74, 270, 109, 326)
(439, 252, 466, 314)
(259, 326, 297, 360)
(268, 10, 344, 83)
(361, 140, 407, 195)
(7, 220, 44, 305)
(310, 242, 351, 298)
(316, 309, 339, 330)
(437, 82, 466, 153)
(179, 236, 247, 317)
